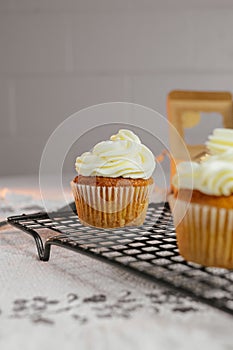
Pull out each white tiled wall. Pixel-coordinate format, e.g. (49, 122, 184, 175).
(1, 0, 233, 176)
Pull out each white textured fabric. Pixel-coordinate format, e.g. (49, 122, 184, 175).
(1, 177, 233, 350)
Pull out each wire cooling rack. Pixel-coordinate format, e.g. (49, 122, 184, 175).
(7, 202, 233, 316)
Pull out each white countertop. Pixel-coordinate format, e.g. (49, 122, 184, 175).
(1, 176, 233, 350)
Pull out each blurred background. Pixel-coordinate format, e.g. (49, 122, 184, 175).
(1, 0, 233, 177)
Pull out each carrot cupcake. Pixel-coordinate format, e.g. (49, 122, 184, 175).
(170, 148, 233, 268)
(71, 129, 155, 228)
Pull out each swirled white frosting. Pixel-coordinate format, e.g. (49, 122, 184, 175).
(206, 128, 233, 154)
(75, 129, 156, 179)
(172, 149, 233, 196)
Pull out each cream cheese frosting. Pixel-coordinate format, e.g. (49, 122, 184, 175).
(172, 149, 233, 196)
(206, 128, 233, 154)
(75, 129, 156, 179)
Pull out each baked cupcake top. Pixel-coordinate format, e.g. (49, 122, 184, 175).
(173, 149, 233, 196)
(75, 129, 156, 179)
(206, 128, 233, 154)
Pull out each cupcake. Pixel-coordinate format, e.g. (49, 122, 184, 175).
(169, 145, 233, 268)
(71, 129, 155, 228)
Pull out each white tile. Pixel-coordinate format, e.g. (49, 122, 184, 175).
(72, 11, 193, 72)
(14, 76, 133, 137)
(122, 0, 233, 10)
(0, 136, 47, 176)
(0, 0, 15, 12)
(133, 76, 166, 116)
(189, 9, 233, 71)
(0, 13, 69, 73)
(132, 73, 233, 116)
(0, 79, 10, 137)
(2, 75, 133, 176)
(6, 0, 75, 12)
(4, 0, 233, 13)
(132, 73, 233, 151)
(1, 0, 130, 12)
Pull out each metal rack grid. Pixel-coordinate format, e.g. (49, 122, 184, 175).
(7, 203, 233, 316)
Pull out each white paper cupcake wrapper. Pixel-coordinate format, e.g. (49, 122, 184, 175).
(71, 182, 153, 228)
(76, 184, 153, 213)
(169, 195, 233, 267)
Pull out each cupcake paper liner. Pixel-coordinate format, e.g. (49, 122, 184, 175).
(169, 195, 233, 268)
(71, 182, 153, 228)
